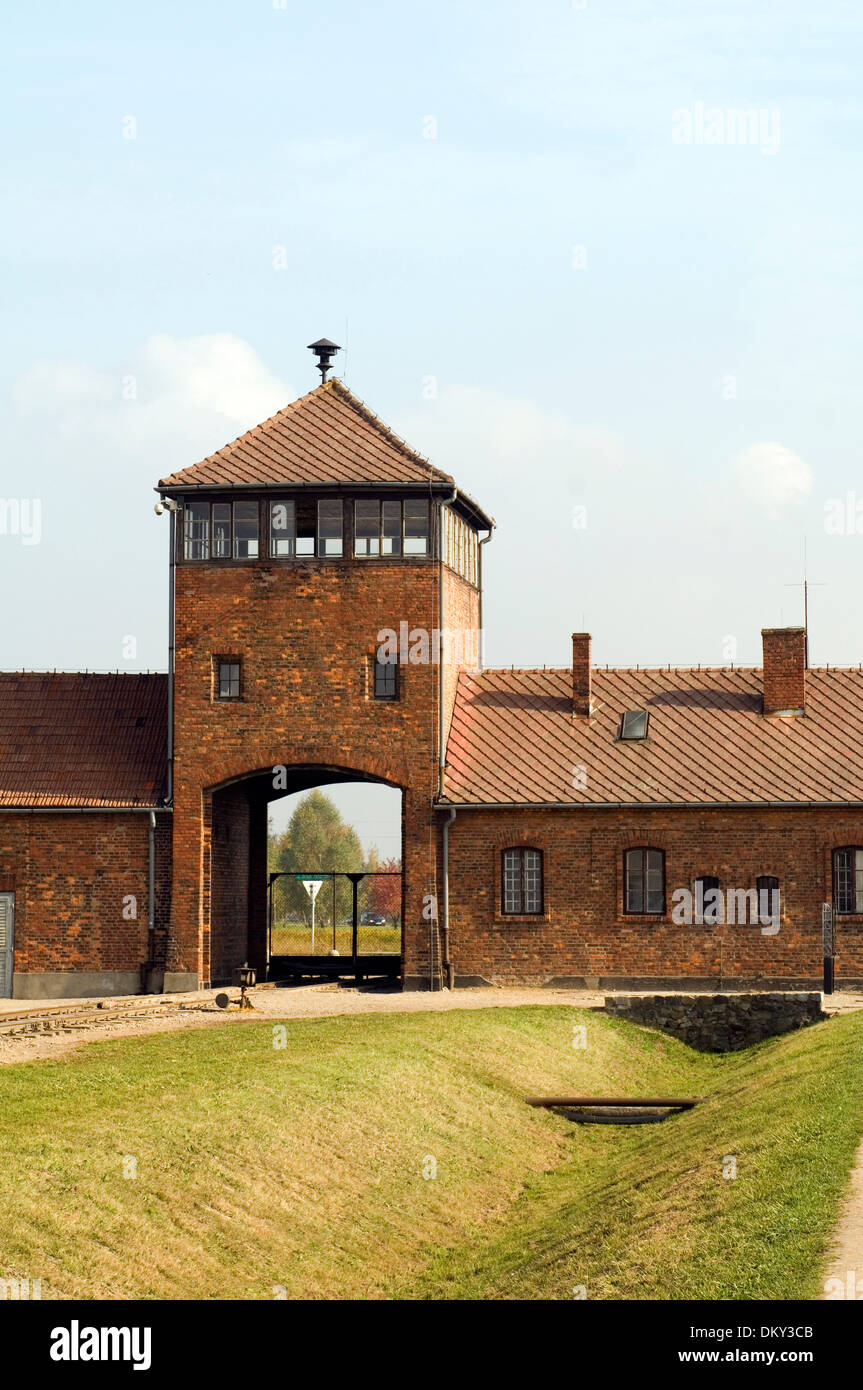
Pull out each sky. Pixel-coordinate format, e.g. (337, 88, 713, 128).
(3, 1, 863, 843)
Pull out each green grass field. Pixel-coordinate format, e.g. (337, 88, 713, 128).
(1, 1006, 861, 1300)
(270, 922, 400, 956)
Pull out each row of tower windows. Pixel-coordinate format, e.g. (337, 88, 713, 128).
(183, 499, 432, 562)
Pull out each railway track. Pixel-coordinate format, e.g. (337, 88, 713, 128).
(0, 996, 202, 1038)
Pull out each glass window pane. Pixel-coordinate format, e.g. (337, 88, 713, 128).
(270, 501, 295, 557)
(355, 500, 380, 556)
(210, 503, 231, 559)
(835, 849, 853, 913)
(404, 500, 429, 555)
(317, 500, 343, 557)
(218, 662, 240, 699)
(621, 710, 648, 739)
(382, 501, 402, 556)
(523, 849, 542, 913)
(295, 499, 316, 557)
(184, 502, 209, 560)
(374, 659, 397, 699)
(503, 849, 521, 914)
(625, 850, 643, 913)
(646, 849, 664, 912)
(233, 501, 259, 559)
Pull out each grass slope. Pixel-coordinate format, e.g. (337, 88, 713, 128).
(0, 1006, 861, 1300)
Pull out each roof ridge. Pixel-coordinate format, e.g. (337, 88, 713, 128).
(157, 377, 457, 490)
(326, 378, 438, 477)
(0, 669, 168, 678)
(180, 380, 328, 470)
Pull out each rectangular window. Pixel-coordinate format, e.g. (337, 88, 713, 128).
(624, 848, 665, 914)
(373, 658, 398, 701)
(404, 499, 430, 555)
(317, 500, 343, 557)
(184, 502, 210, 560)
(212, 502, 231, 559)
(183, 501, 258, 560)
(502, 848, 543, 915)
(270, 500, 295, 557)
(382, 500, 402, 556)
(295, 499, 316, 557)
(233, 501, 259, 559)
(216, 659, 242, 700)
(442, 505, 477, 582)
(355, 500, 380, 556)
(834, 848, 863, 913)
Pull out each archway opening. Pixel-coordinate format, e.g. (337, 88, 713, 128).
(207, 765, 403, 987)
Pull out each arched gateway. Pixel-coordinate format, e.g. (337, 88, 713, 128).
(203, 761, 403, 986)
(158, 368, 491, 991)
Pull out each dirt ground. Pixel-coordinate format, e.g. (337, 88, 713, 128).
(0, 982, 605, 1066)
(2, 982, 859, 1068)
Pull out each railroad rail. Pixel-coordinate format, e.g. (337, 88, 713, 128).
(0, 995, 202, 1039)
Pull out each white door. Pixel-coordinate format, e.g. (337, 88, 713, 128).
(0, 894, 13, 999)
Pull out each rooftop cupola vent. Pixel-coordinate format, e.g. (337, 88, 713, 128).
(307, 337, 341, 383)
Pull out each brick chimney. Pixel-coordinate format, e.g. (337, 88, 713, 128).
(572, 633, 591, 717)
(761, 627, 806, 715)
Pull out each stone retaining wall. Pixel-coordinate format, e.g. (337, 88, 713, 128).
(604, 991, 826, 1052)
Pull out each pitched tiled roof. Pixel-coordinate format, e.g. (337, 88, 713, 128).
(442, 667, 863, 805)
(158, 379, 454, 490)
(0, 673, 168, 808)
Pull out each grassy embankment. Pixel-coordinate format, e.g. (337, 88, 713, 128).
(1, 1005, 861, 1299)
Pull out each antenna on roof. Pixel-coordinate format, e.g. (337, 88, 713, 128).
(784, 537, 826, 669)
(307, 337, 341, 384)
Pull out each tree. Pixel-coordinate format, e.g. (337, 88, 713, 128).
(366, 856, 402, 926)
(270, 789, 364, 875)
(269, 790, 366, 927)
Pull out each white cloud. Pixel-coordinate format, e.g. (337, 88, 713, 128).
(135, 334, 287, 428)
(731, 441, 813, 508)
(394, 385, 624, 504)
(9, 333, 289, 481)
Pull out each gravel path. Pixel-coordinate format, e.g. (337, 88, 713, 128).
(0, 983, 604, 1065)
(822, 1139, 863, 1299)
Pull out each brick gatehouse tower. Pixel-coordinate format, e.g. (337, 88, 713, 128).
(157, 352, 491, 993)
(5, 341, 863, 999)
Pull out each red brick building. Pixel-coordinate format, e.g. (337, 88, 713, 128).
(2, 367, 862, 997)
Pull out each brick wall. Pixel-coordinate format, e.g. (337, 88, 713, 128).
(209, 787, 250, 986)
(170, 555, 448, 986)
(443, 805, 863, 986)
(0, 811, 171, 981)
(762, 628, 806, 713)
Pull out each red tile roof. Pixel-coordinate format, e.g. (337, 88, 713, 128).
(0, 673, 168, 808)
(158, 379, 455, 490)
(442, 666, 863, 806)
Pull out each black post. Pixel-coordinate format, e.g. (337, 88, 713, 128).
(346, 873, 364, 985)
(267, 872, 276, 978)
(822, 903, 835, 996)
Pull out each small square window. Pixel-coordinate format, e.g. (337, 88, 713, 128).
(620, 710, 648, 740)
(373, 658, 398, 701)
(216, 660, 242, 700)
